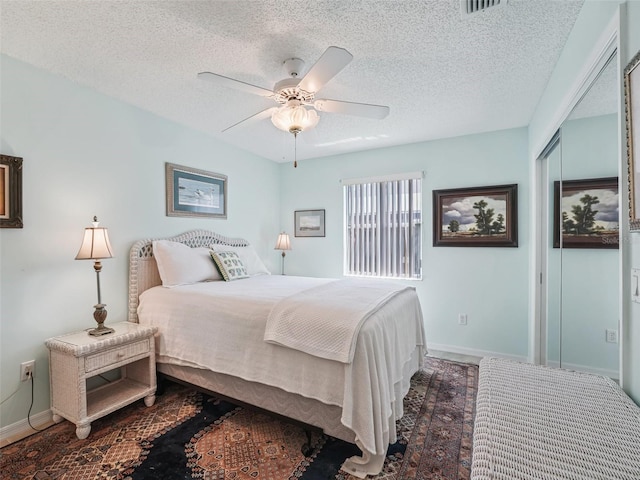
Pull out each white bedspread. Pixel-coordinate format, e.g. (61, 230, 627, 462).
(137, 275, 426, 467)
(265, 279, 413, 363)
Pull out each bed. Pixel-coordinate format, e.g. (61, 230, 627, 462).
(128, 229, 426, 478)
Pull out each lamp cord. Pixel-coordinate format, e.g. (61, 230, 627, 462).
(0, 384, 20, 405)
(27, 373, 45, 432)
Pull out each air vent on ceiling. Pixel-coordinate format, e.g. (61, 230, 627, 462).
(461, 0, 507, 15)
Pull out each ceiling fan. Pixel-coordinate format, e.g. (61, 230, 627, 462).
(197, 46, 390, 137)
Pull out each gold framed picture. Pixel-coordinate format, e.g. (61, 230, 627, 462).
(624, 49, 640, 230)
(0, 154, 23, 229)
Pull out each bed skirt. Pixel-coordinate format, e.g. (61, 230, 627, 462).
(157, 362, 356, 443)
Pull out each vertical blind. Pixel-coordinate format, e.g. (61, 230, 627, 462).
(343, 176, 422, 279)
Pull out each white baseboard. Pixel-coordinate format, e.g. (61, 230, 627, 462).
(545, 360, 618, 380)
(0, 409, 53, 447)
(429, 344, 618, 379)
(427, 343, 529, 363)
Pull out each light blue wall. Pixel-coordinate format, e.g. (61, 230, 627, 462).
(0, 55, 281, 428)
(279, 128, 531, 358)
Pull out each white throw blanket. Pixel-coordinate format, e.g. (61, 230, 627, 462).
(264, 278, 413, 363)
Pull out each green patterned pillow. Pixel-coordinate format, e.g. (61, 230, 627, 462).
(210, 250, 249, 281)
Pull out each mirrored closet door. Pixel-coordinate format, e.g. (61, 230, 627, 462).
(540, 52, 620, 379)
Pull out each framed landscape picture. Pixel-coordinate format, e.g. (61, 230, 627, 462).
(624, 49, 640, 230)
(0, 154, 23, 229)
(433, 184, 518, 247)
(553, 177, 619, 249)
(166, 163, 227, 219)
(295, 209, 325, 237)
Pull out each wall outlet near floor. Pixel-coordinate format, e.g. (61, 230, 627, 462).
(458, 313, 468, 325)
(605, 329, 618, 344)
(20, 360, 35, 382)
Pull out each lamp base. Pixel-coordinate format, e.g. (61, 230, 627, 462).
(88, 325, 115, 336)
(88, 303, 114, 336)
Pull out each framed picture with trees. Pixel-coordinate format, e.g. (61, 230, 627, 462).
(553, 177, 619, 249)
(433, 184, 518, 247)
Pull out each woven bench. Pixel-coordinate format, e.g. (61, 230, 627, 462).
(471, 357, 640, 480)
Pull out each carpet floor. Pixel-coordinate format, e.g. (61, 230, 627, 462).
(0, 356, 478, 480)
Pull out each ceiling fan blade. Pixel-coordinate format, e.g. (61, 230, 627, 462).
(222, 107, 278, 133)
(297, 46, 353, 93)
(314, 99, 390, 119)
(198, 72, 274, 97)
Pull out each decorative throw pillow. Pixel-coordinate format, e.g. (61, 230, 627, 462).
(152, 240, 222, 287)
(210, 251, 249, 281)
(209, 244, 270, 276)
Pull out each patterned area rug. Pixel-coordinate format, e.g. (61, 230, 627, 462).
(0, 357, 478, 480)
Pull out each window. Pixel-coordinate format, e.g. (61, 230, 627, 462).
(343, 173, 422, 279)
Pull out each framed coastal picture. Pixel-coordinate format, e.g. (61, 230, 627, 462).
(165, 163, 227, 219)
(553, 177, 619, 249)
(294, 209, 325, 237)
(433, 184, 518, 247)
(624, 49, 640, 230)
(0, 154, 23, 229)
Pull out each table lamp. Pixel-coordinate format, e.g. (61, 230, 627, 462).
(75, 216, 114, 336)
(274, 232, 291, 275)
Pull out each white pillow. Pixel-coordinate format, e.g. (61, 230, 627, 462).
(153, 240, 222, 287)
(209, 244, 270, 276)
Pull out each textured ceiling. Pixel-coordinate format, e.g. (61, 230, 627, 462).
(0, 0, 585, 163)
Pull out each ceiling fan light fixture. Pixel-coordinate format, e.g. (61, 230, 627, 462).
(271, 100, 319, 134)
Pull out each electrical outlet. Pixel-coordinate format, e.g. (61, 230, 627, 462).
(458, 314, 468, 325)
(20, 360, 35, 382)
(605, 329, 618, 344)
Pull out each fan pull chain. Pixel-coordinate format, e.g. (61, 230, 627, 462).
(294, 131, 298, 168)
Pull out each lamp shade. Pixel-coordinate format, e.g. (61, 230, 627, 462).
(274, 232, 291, 251)
(75, 217, 114, 260)
(271, 100, 319, 134)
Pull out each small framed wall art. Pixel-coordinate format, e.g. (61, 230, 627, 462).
(166, 162, 227, 219)
(0, 154, 23, 229)
(433, 184, 518, 247)
(295, 209, 325, 237)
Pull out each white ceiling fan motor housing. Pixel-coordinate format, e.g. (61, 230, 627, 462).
(283, 57, 305, 78)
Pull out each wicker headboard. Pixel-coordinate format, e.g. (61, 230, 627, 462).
(128, 229, 250, 323)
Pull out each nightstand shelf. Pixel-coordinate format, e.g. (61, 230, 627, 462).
(85, 377, 149, 419)
(46, 321, 157, 439)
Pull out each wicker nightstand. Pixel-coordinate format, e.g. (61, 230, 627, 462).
(45, 321, 157, 439)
